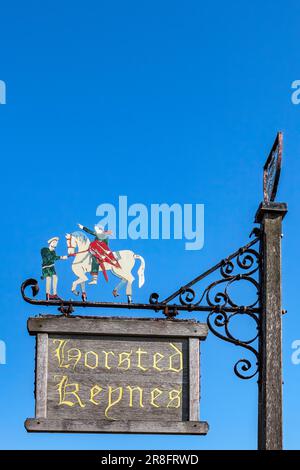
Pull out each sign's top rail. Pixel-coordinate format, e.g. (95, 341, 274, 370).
(27, 316, 208, 339)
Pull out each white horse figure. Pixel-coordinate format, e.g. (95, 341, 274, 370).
(65, 231, 145, 303)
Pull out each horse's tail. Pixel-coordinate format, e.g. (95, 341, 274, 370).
(134, 254, 145, 287)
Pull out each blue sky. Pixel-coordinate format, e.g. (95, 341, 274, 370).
(0, 0, 299, 450)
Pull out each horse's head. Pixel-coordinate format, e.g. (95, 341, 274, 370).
(66, 231, 90, 256)
(65, 233, 76, 256)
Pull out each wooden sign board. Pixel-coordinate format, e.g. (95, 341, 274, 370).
(25, 316, 209, 435)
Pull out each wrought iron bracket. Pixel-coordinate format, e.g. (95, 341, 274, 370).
(151, 230, 261, 380)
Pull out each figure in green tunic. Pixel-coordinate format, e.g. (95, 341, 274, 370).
(41, 237, 67, 300)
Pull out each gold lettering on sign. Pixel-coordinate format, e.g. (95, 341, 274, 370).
(105, 386, 123, 420)
(53, 339, 82, 370)
(167, 388, 182, 408)
(52, 340, 183, 372)
(89, 385, 103, 405)
(150, 387, 163, 408)
(169, 343, 183, 372)
(153, 352, 164, 371)
(136, 347, 148, 371)
(51, 339, 186, 420)
(53, 339, 69, 368)
(55, 375, 85, 408)
(67, 348, 82, 370)
(85, 351, 98, 369)
(118, 351, 132, 370)
(126, 386, 144, 408)
(102, 351, 115, 369)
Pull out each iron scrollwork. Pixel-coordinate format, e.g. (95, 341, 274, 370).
(151, 230, 261, 380)
(206, 310, 259, 379)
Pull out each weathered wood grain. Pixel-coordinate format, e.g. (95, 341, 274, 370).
(27, 316, 208, 339)
(25, 418, 209, 435)
(46, 335, 188, 422)
(35, 333, 48, 418)
(256, 202, 287, 450)
(188, 338, 200, 421)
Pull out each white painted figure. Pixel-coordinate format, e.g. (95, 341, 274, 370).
(66, 231, 145, 303)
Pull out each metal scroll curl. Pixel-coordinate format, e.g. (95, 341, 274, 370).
(21, 278, 40, 301)
(207, 309, 259, 379)
(179, 275, 260, 310)
(221, 248, 260, 279)
(169, 243, 261, 311)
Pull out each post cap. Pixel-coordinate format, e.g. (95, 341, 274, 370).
(255, 202, 288, 223)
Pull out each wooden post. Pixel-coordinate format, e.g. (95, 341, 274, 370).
(255, 202, 287, 450)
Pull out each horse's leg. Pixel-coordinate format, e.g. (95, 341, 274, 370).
(122, 253, 136, 303)
(112, 268, 134, 303)
(72, 266, 88, 296)
(111, 267, 126, 297)
(112, 279, 126, 297)
(71, 278, 81, 295)
(125, 273, 135, 304)
(110, 252, 137, 303)
(80, 282, 87, 302)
